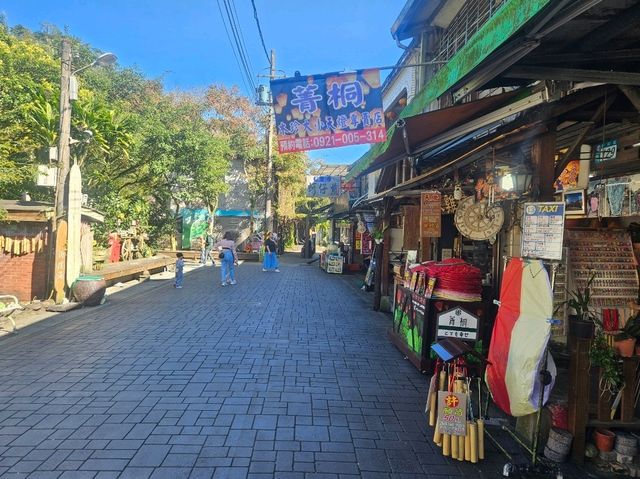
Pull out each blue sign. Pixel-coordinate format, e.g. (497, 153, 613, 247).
(271, 69, 386, 153)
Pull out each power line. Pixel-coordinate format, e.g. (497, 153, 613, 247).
(223, 0, 255, 91)
(229, 0, 256, 76)
(216, 0, 252, 94)
(222, 0, 255, 91)
(250, 0, 270, 63)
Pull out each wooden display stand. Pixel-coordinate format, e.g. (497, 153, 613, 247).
(389, 284, 484, 372)
(568, 334, 640, 463)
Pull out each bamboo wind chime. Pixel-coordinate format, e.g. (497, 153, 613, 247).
(428, 359, 485, 463)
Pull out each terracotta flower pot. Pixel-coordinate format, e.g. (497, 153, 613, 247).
(594, 428, 616, 452)
(614, 338, 637, 358)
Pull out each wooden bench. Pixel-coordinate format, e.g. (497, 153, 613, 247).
(94, 255, 175, 285)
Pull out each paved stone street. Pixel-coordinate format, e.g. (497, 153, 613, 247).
(0, 255, 517, 478)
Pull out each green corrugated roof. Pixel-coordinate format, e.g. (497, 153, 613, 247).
(346, 0, 552, 180)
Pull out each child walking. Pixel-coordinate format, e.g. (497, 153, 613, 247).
(174, 252, 184, 288)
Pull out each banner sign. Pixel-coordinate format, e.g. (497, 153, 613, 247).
(437, 391, 467, 436)
(421, 191, 442, 238)
(271, 69, 386, 153)
(307, 175, 341, 197)
(521, 202, 565, 261)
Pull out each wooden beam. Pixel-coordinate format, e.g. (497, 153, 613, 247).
(579, 1, 640, 52)
(526, 48, 640, 65)
(555, 94, 616, 177)
(532, 127, 557, 202)
(620, 85, 640, 112)
(505, 66, 640, 86)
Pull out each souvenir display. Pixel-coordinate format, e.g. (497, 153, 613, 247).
(454, 197, 504, 242)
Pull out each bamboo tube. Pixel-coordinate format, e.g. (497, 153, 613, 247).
(477, 419, 485, 460)
(457, 433, 465, 461)
(464, 423, 471, 461)
(428, 392, 437, 426)
(442, 433, 451, 456)
(433, 420, 442, 446)
(451, 430, 458, 458)
(470, 421, 478, 463)
(438, 369, 447, 391)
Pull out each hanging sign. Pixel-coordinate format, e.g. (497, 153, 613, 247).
(307, 175, 341, 197)
(271, 69, 386, 153)
(436, 307, 479, 340)
(420, 191, 441, 238)
(594, 139, 618, 163)
(361, 232, 372, 255)
(355, 232, 362, 252)
(437, 391, 468, 436)
(521, 202, 565, 261)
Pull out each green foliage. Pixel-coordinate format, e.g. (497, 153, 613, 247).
(0, 23, 232, 249)
(566, 273, 598, 322)
(615, 315, 640, 341)
(590, 333, 622, 395)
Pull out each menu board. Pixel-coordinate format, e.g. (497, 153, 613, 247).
(521, 202, 565, 260)
(421, 191, 441, 238)
(326, 255, 343, 274)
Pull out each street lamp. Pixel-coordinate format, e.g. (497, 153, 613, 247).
(52, 39, 117, 303)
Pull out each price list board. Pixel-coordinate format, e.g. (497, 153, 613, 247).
(567, 229, 639, 310)
(521, 203, 565, 261)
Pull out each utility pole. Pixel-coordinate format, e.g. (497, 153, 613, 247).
(52, 38, 73, 303)
(265, 49, 275, 232)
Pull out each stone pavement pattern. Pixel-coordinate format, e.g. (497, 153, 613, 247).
(0, 256, 527, 478)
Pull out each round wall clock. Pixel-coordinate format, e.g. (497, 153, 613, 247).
(454, 196, 505, 242)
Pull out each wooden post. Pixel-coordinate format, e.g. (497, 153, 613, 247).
(531, 127, 557, 201)
(620, 357, 639, 422)
(568, 335, 591, 463)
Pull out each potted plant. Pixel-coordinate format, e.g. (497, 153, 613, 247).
(372, 229, 385, 245)
(614, 315, 640, 357)
(566, 273, 598, 338)
(590, 333, 622, 396)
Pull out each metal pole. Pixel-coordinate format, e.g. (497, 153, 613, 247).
(265, 49, 275, 232)
(52, 38, 73, 303)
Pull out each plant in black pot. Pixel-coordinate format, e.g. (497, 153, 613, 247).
(566, 273, 599, 338)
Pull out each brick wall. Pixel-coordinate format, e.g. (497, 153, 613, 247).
(0, 222, 49, 301)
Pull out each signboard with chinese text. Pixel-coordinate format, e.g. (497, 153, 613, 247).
(361, 232, 372, 255)
(271, 69, 386, 153)
(307, 175, 341, 197)
(521, 202, 565, 261)
(327, 255, 343, 274)
(420, 191, 441, 238)
(437, 391, 467, 435)
(436, 307, 479, 341)
(594, 139, 618, 163)
(355, 232, 362, 252)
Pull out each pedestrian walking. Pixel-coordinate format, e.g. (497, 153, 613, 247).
(174, 252, 184, 288)
(199, 235, 207, 264)
(262, 232, 280, 272)
(215, 231, 238, 286)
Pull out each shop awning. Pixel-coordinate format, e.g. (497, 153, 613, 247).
(346, 0, 555, 181)
(346, 89, 523, 178)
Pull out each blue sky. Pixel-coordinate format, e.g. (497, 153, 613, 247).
(1, 0, 405, 164)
